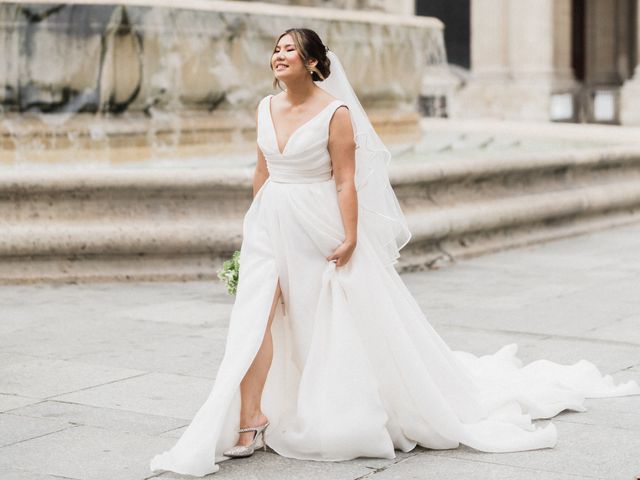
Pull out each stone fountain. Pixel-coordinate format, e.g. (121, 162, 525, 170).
(0, 0, 447, 282)
(4, 1, 640, 284)
(1, 0, 445, 166)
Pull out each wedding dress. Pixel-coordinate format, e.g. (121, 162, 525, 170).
(149, 91, 640, 477)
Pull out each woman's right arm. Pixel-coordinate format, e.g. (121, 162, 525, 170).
(253, 103, 269, 198)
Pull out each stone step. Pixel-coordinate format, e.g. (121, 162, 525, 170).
(0, 220, 242, 256)
(2, 146, 640, 283)
(400, 179, 640, 270)
(2, 178, 639, 255)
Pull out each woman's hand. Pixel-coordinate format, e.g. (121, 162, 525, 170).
(326, 239, 357, 267)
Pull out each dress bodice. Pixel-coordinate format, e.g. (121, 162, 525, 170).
(257, 94, 347, 184)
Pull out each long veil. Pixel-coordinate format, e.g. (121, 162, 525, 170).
(316, 49, 411, 267)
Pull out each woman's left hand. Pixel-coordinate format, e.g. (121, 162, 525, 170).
(326, 239, 356, 267)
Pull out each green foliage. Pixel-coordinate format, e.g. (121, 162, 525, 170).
(217, 250, 240, 295)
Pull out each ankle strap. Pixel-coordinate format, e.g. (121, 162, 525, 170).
(238, 422, 268, 433)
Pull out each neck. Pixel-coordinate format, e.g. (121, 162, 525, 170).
(283, 78, 317, 105)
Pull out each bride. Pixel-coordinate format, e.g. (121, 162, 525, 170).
(150, 28, 640, 477)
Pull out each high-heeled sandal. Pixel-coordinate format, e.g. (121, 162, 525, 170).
(222, 421, 270, 458)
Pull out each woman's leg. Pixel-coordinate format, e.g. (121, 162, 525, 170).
(236, 278, 282, 446)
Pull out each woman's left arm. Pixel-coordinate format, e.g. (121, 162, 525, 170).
(326, 105, 358, 267)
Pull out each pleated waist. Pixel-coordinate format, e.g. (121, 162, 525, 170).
(267, 164, 333, 184)
(269, 172, 333, 184)
(265, 148, 333, 184)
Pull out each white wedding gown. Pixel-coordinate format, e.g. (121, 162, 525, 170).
(150, 94, 640, 477)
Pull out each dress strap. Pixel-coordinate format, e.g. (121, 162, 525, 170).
(325, 100, 350, 131)
(257, 95, 271, 137)
(328, 100, 348, 114)
(258, 95, 270, 118)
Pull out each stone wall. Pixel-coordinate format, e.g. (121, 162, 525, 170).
(1, 0, 443, 163)
(1, 1, 439, 115)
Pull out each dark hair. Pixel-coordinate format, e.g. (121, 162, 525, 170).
(271, 28, 331, 90)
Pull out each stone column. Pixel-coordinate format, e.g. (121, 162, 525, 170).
(621, 0, 640, 125)
(470, 0, 510, 82)
(381, 0, 413, 15)
(450, 0, 510, 118)
(455, 0, 576, 120)
(552, 0, 577, 91)
(508, 0, 577, 119)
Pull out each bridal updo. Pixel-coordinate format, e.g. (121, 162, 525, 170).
(271, 28, 331, 89)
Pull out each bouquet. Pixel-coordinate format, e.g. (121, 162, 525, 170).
(217, 250, 240, 295)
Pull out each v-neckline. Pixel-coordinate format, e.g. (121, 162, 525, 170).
(267, 94, 338, 156)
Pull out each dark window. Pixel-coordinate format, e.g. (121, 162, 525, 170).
(572, 0, 586, 81)
(415, 0, 470, 69)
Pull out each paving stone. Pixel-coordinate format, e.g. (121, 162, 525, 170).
(0, 393, 41, 413)
(0, 412, 70, 447)
(52, 372, 216, 421)
(8, 400, 187, 436)
(583, 313, 640, 345)
(554, 398, 640, 431)
(370, 451, 597, 480)
(1, 221, 640, 479)
(0, 468, 72, 480)
(0, 357, 144, 399)
(156, 451, 405, 480)
(429, 420, 640, 480)
(0, 425, 170, 480)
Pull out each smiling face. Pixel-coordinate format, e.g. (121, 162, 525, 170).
(271, 33, 317, 84)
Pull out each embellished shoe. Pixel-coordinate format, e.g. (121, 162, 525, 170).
(223, 421, 270, 458)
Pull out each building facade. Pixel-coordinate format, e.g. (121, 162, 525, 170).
(416, 0, 639, 125)
(245, 0, 639, 124)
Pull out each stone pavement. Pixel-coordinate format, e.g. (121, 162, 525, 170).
(1, 223, 639, 480)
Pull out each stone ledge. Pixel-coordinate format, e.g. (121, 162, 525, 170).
(7, 0, 444, 28)
(3, 145, 639, 193)
(2, 173, 640, 283)
(0, 220, 242, 256)
(3, 140, 640, 282)
(407, 179, 640, 242)
(3, 179, 639, 256)
(0, 168, 252, 193)
(391, 146, 640, 187)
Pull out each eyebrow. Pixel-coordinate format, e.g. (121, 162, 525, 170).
(276, 43, 295, 48)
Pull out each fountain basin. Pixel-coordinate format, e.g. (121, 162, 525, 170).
(1, 0, 444, 165)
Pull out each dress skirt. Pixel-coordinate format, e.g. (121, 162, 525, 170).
(150, 175, 640, 477)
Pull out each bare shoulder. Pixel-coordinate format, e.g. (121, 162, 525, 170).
(318, 90, 344, 106)
(321, 90, 349, 116)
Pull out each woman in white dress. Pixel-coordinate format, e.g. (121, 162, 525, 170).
(150, 28, 640, 477)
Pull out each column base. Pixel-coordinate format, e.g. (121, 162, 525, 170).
(451, 80, 552, 121)
(620, 77, 640, 125)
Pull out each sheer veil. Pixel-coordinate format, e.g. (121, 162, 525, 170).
(316, 49, 411, 267)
